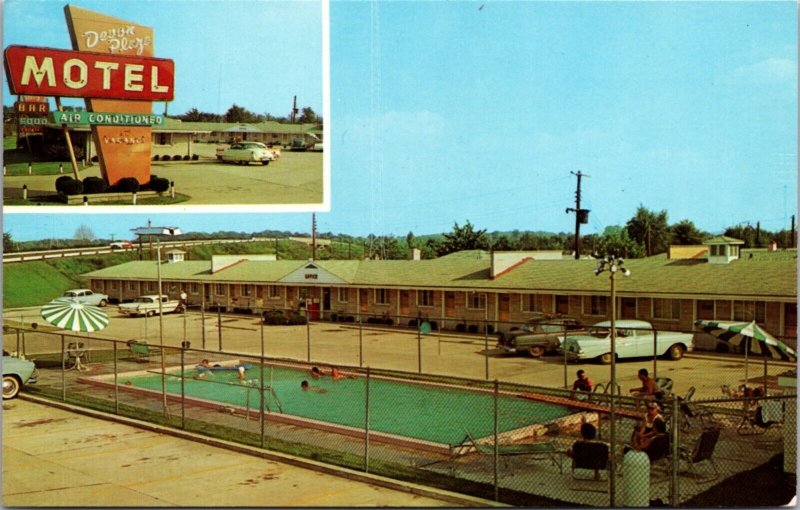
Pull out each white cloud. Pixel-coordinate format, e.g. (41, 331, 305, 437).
(733, 58, 797, 85)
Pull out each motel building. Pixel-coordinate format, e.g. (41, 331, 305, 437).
(84, 236, 797, 351)
(23, 117, 322, 161)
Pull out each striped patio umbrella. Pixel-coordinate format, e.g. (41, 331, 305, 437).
(694, 320, 796, 390)
(41, 298, 109, 333)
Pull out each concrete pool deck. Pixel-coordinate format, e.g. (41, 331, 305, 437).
(3, 397, 497, 508)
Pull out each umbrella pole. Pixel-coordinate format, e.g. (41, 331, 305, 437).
(744, 338, 749, 390)
(763, 354, 768, 396)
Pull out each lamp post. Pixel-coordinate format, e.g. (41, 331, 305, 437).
(594, 255, 630, 506)
(132, 223, 181, 417)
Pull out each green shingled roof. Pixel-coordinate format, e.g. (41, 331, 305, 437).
(83, 250, 797, 300)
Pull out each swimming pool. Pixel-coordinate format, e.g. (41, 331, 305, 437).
(81, 361, 577, 449)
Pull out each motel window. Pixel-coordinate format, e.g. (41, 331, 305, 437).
(696, 300, 714, 320)
(522, 294, 548, 313)
(338, 288, 349, 303)
(128, 281, 137, 291)
(375, 288, 390, 305)
(242, 285, 251, 297)
(467, 292, 487, 310)
(653, 298, 681, 320)
(110, 280, 118, 291)
(298, 287, 309, 299)
(583, 296, 608, 316)
(268, 285, 280, 299)
(418, 290, 434, 307)
(733, 301, 766, 325)
(216, 284, 225, 296)
(148, 281, 157, 292)
(190, 283, 199, 294)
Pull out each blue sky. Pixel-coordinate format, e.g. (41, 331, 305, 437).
(3, 1, 797, 242)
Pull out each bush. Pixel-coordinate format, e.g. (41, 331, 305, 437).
(161, 155, 171, 161)
(115, 177, 140, 193)
(60, 178, 83, 195)
(262, 310, 287, 325)
(456, 323, 466, 333)
(55, 175, 73, 193)
(288, 314, 308, 325)
(345, 316, 355, 323)
(467, 324, 479, 334)
(148, 177, 170, 193)
(429, 321, 438, 330)
(183, 155, 190, 161)
(383, 318, 394, 326)
(152, 155, 160, 161)
(82, 176, 108, 194)
(173, 154, 182, 160)
(409, 319, 418, 328)
(484, 324, 495, 334)
(191, 154, 199, 160)
(91, 155, 99, 163)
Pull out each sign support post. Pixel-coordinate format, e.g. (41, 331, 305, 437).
(54, 97, 81, 180)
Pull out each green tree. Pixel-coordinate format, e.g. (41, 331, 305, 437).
(3, 232, 14, 253)
(406, 231, 415, 249)
(626, 206, 670, 256)
(437, 221, 489, 255)
(223, 104, 260, 123)
(298, 107, 318, 123)
(596, 226, 644, 259)
(670, 219, 707, 245)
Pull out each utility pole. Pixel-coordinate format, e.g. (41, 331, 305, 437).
(566, 171, 590, 260)
(291, 96, 298, 123)
(311, 213, 317, 261)
(792, 215, 796, 248)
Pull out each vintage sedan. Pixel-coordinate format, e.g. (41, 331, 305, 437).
(62, 289, 109, 307)
(559, 319, 694, 364)
(217, 142, 276, 165)
(497, 317, 583, 357)
(3, 353, 37, 399)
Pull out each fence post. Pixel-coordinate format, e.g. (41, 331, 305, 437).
(217, 305, 222, 351)
(358, 314, 363, 368)
(16, 329, 20, 355)
(260, 317, 266, 449)
(364, 367, 371, 473)
(493, 379, 499, 502)
(670, 395, 679, 506)
(417, 325, 422, 374)
(306, 311, 311, 362)
(653, 329, 658, 379)
(177, 347, 184, 429)
(484, 321, 489, 381)
(61, 335, 66, 401)
(113, 341, 119, 415)
(201, 304, 206, 349)
(563, 323, 568, 389)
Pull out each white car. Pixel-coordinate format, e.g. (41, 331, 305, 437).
(217, 142, 276, 165)
(559, 319, 694, 364)
(62, 289, 109, 307)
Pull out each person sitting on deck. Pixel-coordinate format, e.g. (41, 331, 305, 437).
(631, 401, 665, 451)
(629, 368, 663, 403)
(642, 418, 670, 462)
(571, 369, 593, 400)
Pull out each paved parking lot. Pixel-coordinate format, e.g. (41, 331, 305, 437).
(3, 398, 483, 507)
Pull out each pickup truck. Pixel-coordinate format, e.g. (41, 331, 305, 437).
(119, 295, 184, 317)
(496, 317, 583, 357)
(559, 319, 694, 364)
(62, 289, 109, 307)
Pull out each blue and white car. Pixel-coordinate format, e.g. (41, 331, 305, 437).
(3, 353, 38, 399)
(62, 289, 109, 307)
(559, 320, 694, 364)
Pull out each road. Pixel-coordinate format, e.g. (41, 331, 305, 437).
(3, 398, 483, 507)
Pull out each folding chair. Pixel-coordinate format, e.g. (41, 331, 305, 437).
(680, 386, 712, 431)
(458, 430, 563, 473)
(679, 427, 720, 482)
(571, 440, 610, 481)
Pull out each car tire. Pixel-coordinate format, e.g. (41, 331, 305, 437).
(3, 375, 21, 400)
(528, 346, 545, 358)
(262, 160, 270, 166)
(599, 352, 614, 364)
(667, 344, 685, 360)
(98, 299, 108, 307)
(146, 310, 155, 317)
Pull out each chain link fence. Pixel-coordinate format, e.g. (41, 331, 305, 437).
(4, 319, 795, 506)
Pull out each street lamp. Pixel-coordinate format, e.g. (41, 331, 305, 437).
(594, 255, 630, 505)
(131, 223, 181, 417)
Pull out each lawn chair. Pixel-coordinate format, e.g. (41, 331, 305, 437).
(571, 440, 610, 481)
(64, 342, 89, 371)
(680, 386, 712, 431)
(737, 400, 783, 436)
(655, 377, 673, 399)
(128, 341, 161, 362)
(679, 427, 720, 482)
(458, 430, 563, 473)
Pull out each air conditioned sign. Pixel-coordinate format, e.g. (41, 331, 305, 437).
(4, 45, 174, 101)
(51, 111, 165, 126)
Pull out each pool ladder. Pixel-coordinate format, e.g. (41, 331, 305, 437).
(245, 384, 283, 415)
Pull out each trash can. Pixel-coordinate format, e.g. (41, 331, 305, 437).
(623, 449, 650, 507)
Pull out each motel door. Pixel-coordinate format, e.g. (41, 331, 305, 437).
(498, 294, 510, 322)
(620, 298, 636, 319)
(785, 303, 797, 340)
(400, 290, 410, 316)
(555, 295, 569, 315)
(445, 292, 456, 317)
(359, 289, 369, 313)
(322, 288, 331, 312)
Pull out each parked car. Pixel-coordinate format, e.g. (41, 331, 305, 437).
(496, 317, 583, 357)
(119, 295, 184, 317)
(559, 320, 695, 364)
(3, 352, 37, 399)
(217, 142, 276, 165)
(311, 142, 324, 152)
(290, 138, 309, 151)
(62, 289, 109, 307)
(110, 241, 133, 250)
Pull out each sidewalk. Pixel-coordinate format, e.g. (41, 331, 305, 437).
(3, 398, 492, 507)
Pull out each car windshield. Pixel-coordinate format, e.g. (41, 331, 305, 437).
(64, 291, 77, 297)
(135, 297, 153, 303)
(540, 324, 562, 333)
(588, 327, 610, 338)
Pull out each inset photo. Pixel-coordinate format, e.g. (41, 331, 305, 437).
(3, 0, 327, 210)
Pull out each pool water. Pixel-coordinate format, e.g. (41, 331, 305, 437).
(124, 365, 573, 445)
